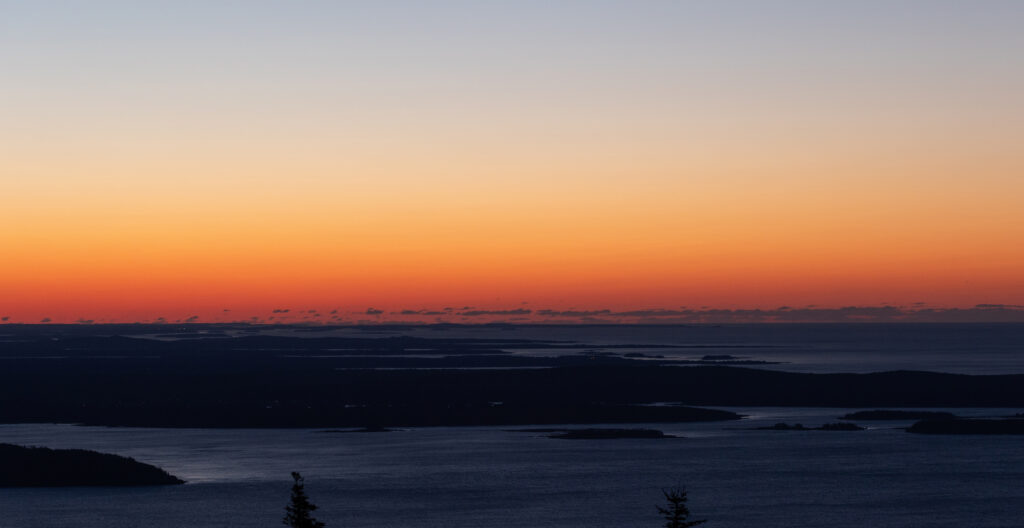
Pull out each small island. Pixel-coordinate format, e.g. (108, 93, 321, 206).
(0, 444, 184, 487)
(546, 428, 677, 439)
(755, 422, 864, 431)
(907, 419, 1024, 435)
(839, 410, 957, 421)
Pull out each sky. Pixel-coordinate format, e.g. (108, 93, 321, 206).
(2, 1, 1023, 323)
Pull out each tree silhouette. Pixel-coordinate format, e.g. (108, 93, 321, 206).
(657, 486, 706, 527)
(283, 472, 326, 528)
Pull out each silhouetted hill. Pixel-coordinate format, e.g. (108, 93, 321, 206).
(0, 444, 184, 487)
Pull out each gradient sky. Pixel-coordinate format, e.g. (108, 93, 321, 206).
(2, 1, 1023, 323)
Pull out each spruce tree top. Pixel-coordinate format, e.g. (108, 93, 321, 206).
(657, 486, 707, 528)
(284, 472, 326, 528)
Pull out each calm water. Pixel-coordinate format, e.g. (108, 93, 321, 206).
(2, 407, 1023, 528)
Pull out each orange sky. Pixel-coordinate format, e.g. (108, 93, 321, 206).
(2, 2, 1023, 323)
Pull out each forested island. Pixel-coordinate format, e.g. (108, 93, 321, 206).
(0, 444, 184, 487)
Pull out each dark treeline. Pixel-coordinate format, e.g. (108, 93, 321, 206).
(0, 444, 183, 487)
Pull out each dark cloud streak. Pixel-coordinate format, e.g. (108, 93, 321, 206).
(458, 309, 532, 317)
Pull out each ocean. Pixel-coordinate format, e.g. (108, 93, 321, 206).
(1, 408, 1022, 528)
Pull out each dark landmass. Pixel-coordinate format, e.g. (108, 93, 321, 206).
(547, 428, 675, 439)
(3, 356, 1023, 427)
(2, 324, 1024, 428)
(701, 354, 741, 361)
(840, 410, 958, 421)
(755, 422, 864, 431)
(0, 444, 184, 487)
(907, 419, 1024, 435)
